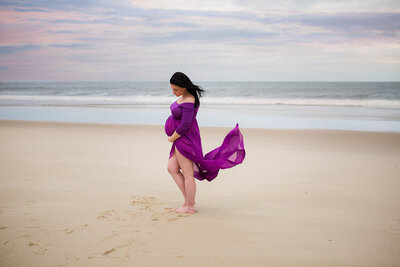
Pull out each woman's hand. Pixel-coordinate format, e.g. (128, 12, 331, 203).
(168, 131, 181, 143)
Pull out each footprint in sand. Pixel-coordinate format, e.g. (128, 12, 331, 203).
(130, 196, 190, 222)
(61, 224, 89, 234)
(61, 252, 79, 266)
(92, 196, 190, 260)
(63, 229, 74, 234)
(102, 247, 116, 256)
(96, 209, 141, 221)
(150, 210, 189, 222)
(26, 241, 47, 255)
(88, 239, 134, 262)
(101, 239, 134, 255)
(95, 196, 189, 224)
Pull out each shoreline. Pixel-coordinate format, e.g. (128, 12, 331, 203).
(1, 103, 400, 133)
(1, 119, 400, 135)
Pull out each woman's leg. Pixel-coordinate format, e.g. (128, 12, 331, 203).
(174, 146, 196, 214)
(167, 150, 187, 206)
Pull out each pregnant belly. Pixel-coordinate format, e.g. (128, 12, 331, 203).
(165, 115, 179, 136)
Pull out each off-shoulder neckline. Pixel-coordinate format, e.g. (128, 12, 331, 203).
(175, 100, 195, 105)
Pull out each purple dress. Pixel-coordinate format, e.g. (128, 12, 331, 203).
(165, 100, 246, 182)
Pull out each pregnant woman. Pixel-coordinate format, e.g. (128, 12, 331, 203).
(165, 72, 246, 214)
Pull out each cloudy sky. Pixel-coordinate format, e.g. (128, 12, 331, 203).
(0, 0, 399, 81)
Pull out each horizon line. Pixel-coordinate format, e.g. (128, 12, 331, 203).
(1, 80, 400, 83)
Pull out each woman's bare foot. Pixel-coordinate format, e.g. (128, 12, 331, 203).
(186, 206, 196, 214)
(174, 206, 187, 213)
(175, 205, 196, 214)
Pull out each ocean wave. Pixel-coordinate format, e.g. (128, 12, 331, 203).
(0, 95, 399, 108)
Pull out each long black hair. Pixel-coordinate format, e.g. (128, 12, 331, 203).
(170, 72, 205, 108)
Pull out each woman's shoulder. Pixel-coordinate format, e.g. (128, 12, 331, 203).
(177, 96, 195, 105)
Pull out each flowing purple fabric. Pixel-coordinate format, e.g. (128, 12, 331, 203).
(165, 100, 246, 182)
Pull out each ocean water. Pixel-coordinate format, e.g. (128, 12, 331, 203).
(0, 81, 399, 132)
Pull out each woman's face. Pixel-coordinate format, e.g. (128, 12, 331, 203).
(171, 84, 185, 97)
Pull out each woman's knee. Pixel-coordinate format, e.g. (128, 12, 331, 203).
(167, 164, 179, 174)
(180, 164, 194, 178)
(167, 156, 180, 174)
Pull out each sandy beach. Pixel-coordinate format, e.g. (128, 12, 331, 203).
(0, 120, 399, 266)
